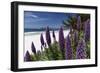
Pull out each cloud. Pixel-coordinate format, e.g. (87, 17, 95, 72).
(24, 11, 50, 23)
(25, 12, 38, 18)
(29, 14, 38, 18)
(25, 14, 38, 18)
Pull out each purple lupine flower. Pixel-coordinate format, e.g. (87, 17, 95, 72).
(65, 35, 73, 59)
(41, 45, 43, 50)
(84, 19, 90, 42)
(31, 42, 36, 54)
(74, 31, 78, 46)
(59, 27, 65, 50)
(24, 51, 31, 61)
(40, 33, 45, 46)
(77, 16, 81, 31)
(44, 43, 47, 48)
(52, 30, 56, 41)
(76, 39, 87, 59)
(46, 26, 51, 46)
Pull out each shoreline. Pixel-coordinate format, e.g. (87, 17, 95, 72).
(24, 29, 70, 36)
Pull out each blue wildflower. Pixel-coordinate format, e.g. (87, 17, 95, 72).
(84, 19, 90, 42)
(65, 35, 73, 59)
(76, 39, 87, 59)
(40, 33, 45, 46)
(46, 26, 51, 46)
(24, 51, 32, 61)
(77, 16, 81, 31)
(59, 27, 65, 51)
(31, 42, 36, 54)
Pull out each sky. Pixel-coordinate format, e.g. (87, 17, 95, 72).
(24, 11, 74, 29)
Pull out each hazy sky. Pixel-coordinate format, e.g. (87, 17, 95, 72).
(24, 11, 74, 29)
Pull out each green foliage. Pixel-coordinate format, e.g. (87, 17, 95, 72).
(63, 14, 90, 30)
(86, 41, 90, 58)
(30, 54, 37, 61)
(78, 14, 90, 22)
(31, 42, 64, 61)
(63, 16, 77, 29)
(50, 42, 64, 60)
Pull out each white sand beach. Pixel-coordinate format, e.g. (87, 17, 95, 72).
(24, 30, 70, 55)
